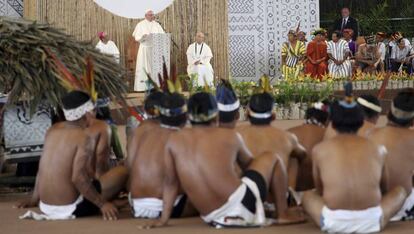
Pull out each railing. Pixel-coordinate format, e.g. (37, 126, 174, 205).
(320, 17, 414, 38)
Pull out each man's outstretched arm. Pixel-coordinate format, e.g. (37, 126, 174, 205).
(290, 133, 307, 162)
(72, 137, 118, 220)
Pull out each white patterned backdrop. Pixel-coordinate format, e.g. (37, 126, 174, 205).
(228, 0, 319, 81)
(0, 0, 23, 18)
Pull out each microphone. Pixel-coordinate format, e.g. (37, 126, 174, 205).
(155, 17, 179, 49)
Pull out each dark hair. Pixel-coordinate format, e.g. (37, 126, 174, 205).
(305, 108, 329, 125)
(388, 90, 414, 127)
(358, 95, 381, 120)
(96, 106, 112, 121)
(397, 38, 404, 44)
(248, 93, 274, 125)
(159, 93, 187, 127)
(144, 90, 165, 113)
(331, 101, 364, 134)
(219, 109, 239, 123)
(341, 7, 350, 11)
(62, 91, 90, 110)
(188, 92, 218, 126)
(332, 30, 342, 39)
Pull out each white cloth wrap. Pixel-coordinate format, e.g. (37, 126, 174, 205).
(201, 177, 266, 227)
(63, 100, 95, 121)
(321, 206, 383, 234)
(128, 194, 183, 219)
(391, 188, 414, 222)
(19, 196, 84, 221)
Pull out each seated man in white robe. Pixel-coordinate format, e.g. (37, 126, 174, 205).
(95, 32, 120, 64)
(327, 31, 352, 79)
(186, 32, 214, 87)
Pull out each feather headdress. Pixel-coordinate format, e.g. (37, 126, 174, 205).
(216, 79, 240, 112)
(46, 48, 98, 102)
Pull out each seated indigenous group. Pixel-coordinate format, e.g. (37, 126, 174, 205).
(282, 28, 414, 80)
(16, 79, 414, 233)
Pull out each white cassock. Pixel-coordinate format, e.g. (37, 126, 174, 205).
(95, 40, 120, 64)
(186, 42, 214, 87)
(132, 19, 165, 91)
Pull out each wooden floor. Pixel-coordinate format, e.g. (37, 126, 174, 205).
(1, 194, 414, 234)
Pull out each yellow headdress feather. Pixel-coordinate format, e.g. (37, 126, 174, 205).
(257, 75, 273, 94)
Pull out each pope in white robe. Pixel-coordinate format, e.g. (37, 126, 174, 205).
(132, 9, 165, 91)
(95, 32, 120, 64)
(186, 32, 214, 87)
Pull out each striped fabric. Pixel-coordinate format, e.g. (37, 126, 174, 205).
(327, 39, 352, 79)
(282, 41, 306, 79)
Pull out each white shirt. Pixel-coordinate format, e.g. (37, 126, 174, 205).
(341, 17, 349, 28)
(391, 46, 413, 61)
(377, 42, 386, 61)
(95, 40, 120, 63)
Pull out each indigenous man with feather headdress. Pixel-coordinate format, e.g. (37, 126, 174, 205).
(237, 76, 307, 205)
(128, 75, 197, 219)
(369, 89, 414, 222)
(17, 91, 128, 221)
(303, 83, 407, 234)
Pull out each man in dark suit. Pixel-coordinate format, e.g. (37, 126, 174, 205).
(333, 7, 359, 40)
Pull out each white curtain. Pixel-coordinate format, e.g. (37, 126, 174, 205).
(93, 0, 174, 19)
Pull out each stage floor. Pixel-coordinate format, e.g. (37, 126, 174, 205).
(1, 194, 414, 234)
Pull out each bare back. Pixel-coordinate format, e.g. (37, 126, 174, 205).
(370, 127, 414, 194)
(288, 124, 326, 152)
(313, 135, 385, 210)
(129, 126, 175, 199)
(86, 119, 111, 178)
(168, 127, 247, 215)
(126, 120, 159, 168)
(237, 125, 298, 166)
(38, 123, 91, 205)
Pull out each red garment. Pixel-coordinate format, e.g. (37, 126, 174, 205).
(305, 40, 328, 80)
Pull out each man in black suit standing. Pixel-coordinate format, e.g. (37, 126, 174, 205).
(333, 7, 359, 40)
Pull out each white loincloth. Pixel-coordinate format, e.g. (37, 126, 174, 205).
(391, 188, 414, 222)
(201, 177, 266, 228)
(321, 206, 383, 234)
(19, 196, 84, 221)
(128, 194, 183, 219)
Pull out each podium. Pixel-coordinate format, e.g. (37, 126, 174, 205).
(149, 33, 170, 82)
(134, 33, 170, 91)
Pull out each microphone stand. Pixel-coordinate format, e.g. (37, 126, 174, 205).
(156, 19, 179, 49)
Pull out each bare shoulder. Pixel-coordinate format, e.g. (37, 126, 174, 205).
(47, 122, 65, 133)
(89, 119, 109, 131)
